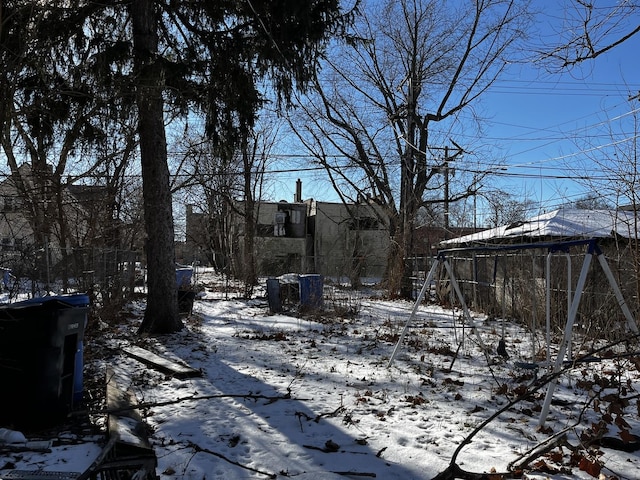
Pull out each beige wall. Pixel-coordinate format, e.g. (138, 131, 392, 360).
(224, 199, 390, 281)
(310, 201, 389, 281)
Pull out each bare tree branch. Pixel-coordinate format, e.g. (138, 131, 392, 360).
(537, 1, 640, 70)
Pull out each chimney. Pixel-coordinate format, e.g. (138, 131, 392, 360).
(294, 178, 302, 202)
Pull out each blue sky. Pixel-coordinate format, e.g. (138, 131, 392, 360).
(266, 3, 640, 227)
(479, 37, 640, 214)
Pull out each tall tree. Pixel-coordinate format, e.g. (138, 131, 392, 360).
(172, 133, 241, 273)
(484, 191, 535, 228)
(130, 0, 181, 332)
(291, 0, 530, 297)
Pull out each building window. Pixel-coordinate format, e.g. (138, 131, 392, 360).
(274, 211, 287, 237)
(289, 209, 301, 224)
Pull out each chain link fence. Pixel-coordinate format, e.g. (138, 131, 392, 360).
(0, 247, 143, 307)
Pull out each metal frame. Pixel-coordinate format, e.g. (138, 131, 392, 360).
(387, 239, 639, 427)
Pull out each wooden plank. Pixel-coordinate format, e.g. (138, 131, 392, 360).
(0, 471, 80, 480)
(106, 368, 152, 451)
(75, 369, 158, 480)
(123, 345, 201, 379)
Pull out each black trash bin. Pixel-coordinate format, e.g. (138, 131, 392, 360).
(0, 295, 88, 430)
(266, 278, 282, 313)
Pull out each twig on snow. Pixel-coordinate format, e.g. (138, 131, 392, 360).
(77, 392, 305, 416)
(186, 440, 276, 479)
(331, 472, 377, 477)
(509, 432, 572, 472)
(295, 403, 347, 431)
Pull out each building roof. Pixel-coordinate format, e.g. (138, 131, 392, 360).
(440, 208, 639, 246)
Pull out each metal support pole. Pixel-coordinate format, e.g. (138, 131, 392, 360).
(565, 252, 572, 361)
(596, 252, 639, 334)
(539, 251, 593, 426)
(545, 252, 551, 365)
(444, 147, 449, 232)
(531, 253, 537, 360)
(388, 258, 439, 366)
(442, 257, 491, 364)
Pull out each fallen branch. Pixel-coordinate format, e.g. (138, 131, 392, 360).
(295, 405, 346, 424)
(295, 404, 347, 432)
(186, 440, 276, 479)
(332, 471, 376, 478)
(303, 440, 340, 453)
(300, 441, 379, 476)
(509, 432, 572, 472)
(432, 463, 520, 480)
(76, 392, 306, 417)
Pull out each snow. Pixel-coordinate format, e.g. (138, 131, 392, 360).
(441, 208, 640, 245)
(1, 271, 640, 479)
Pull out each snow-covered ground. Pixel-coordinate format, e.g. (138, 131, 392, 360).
(1, 271, 640, 479)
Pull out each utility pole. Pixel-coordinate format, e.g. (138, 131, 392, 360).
(444, 146, 450, 232)
(473, 172, 478, 231)
(437, 141, 463, 235)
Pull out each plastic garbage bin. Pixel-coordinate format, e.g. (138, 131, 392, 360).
(17, 294, 90, 405)
(299, 274, 323, 311)
(56, 294, 90, 405)
(176, 267, 193, 289)
(0, 295, 88, 429)
(266, 278, 281, 313)
(176, 267, 195, 314)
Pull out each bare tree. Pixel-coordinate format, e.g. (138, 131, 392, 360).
(570, 107, 639, 209)
(173, 133, 242, 273)
(173, 117, 279, 297)
(239, 128, 277, 297)
(484, 190, 536, 228)
(291, 0, 531, 297)
(572, 194, 614, 210)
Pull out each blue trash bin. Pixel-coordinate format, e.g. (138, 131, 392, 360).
(57, 294, 90, 405)
(299, 274, 323, 310)
(176, 267, 193, 289)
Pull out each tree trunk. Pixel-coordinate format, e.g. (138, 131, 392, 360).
(52, 177, 70, 292)
(131, 0, 181, 334)
(242, 138, 257, 297)
(384, 214, 402, 298)
(398, 73, 419, 300)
